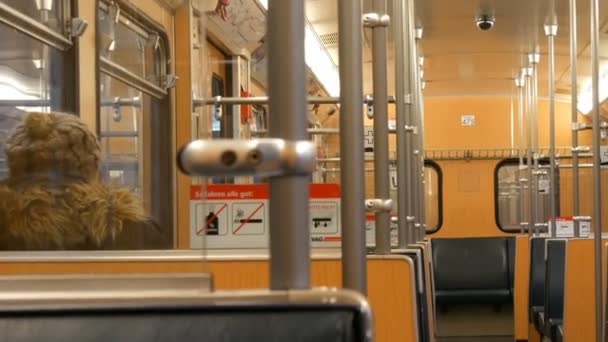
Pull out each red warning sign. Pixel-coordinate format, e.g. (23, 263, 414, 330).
(190, 183, 342, 249)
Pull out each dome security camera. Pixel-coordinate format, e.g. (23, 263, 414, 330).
(475, 14, 495, 31)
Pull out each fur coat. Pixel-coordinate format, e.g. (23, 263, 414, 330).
(0, 111, 167, 250)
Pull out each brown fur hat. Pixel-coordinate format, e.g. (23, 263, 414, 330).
(4, 111, 101, 181)
(0, 112, 150, 250)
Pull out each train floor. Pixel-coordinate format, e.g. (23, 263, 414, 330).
(435, 303, 513, 342)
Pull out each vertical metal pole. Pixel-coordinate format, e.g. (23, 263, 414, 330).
(267, 0, 310, 290)
(569, 0, 581, 237)
(510, 95, 515, 150)
(406, 0, 418, 245)
(590, 0, 603, 338)
(415, 28, 426, 242)
(338, 0, 367, 294)
(530, 53, 541, 234)
(392, 0, 412, 249)
(524, 67, 534, 237)
(371, 0, 391, 254)
(515, 75, 526, 234)
(545, 22, 558, 237)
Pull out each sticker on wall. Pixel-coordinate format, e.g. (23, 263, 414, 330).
(190, 184, 342, 249)
(461, 114, 476, 127)
(365, 215, 399, 247)
(548, 217, 591, 237)
(601, 145, 608, 168)
(364, 126, 374, 160)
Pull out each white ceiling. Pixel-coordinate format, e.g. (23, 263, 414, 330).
(305, 0, 608, 98)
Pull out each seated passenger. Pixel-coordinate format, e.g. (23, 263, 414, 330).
(0, 112, 166, 250)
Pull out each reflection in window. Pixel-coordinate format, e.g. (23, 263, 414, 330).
(495, 159, 559, 232)
(389, 160, 443, 233)
(0, 0, 68, 35)
(0, 24, 65, 182)
(99, 74, 144, 196)
(424, 161, 442, 233)
(97, 0, 173, 248)
(99, 0, 166, 89)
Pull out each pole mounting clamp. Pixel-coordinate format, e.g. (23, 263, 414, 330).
(363, 13, 390, 28)
(572, 146, 591, 153)
(178, 138, 316, 178)
(573, 216, 592, 222)
(365, 198, 393, 212)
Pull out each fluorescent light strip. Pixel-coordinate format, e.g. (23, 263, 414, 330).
(577, 63, 608, 115)
(257, 0, 340, 97)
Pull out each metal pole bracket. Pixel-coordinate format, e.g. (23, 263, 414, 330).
(572, 146, 591, 153)
(365, 198, 393, 213)
(573, 216, 592, 222)
(363, 13, 390, 28)
(178, 138, 316, 178)
(544, 23, 559, 37)
(572, 122, 591, 131)
(405, 125, 418, 134)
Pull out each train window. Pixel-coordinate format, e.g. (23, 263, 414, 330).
(0, 0, 70, 41)
(388, 160, 443, 233)
(0, 1, 75, 182)
(424, 160, 443, 233)
(494, 158, 559, 232)
(97, 0, 173, 248)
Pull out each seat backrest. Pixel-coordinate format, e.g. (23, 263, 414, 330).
(395, 248, 429, 342)
(506, 237, 516, 290)
(0, 287, 372, 342)
(529, 237, 547, 308)
(432, 237, 509, 290)
(544, 239, 566, 320)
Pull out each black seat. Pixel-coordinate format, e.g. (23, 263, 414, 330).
(432, 237, 512, 305)
(0, 291, 372, 342)
(506, 237, 516, 296)
(544, 239, 566, 340)
(409, 244, 431, 342)
(529, 237, 547, 329)
(397, 247, 430, 342)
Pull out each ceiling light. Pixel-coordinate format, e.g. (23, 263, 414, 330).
(256, 0, 339, 97)
(577, 64, 608, 115)
(32, 59, 43, 70)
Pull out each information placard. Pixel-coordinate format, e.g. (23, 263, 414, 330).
(365, 215, 398, 247)
(547, 217, 591, 237)
(190, 184, 341, 249)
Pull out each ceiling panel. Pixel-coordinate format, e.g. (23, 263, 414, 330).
(307, 0, 608, 98)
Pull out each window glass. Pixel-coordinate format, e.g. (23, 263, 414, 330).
(0, 25, 63, 182)
(0, 0, 67, 35)
(495, 159, 558, 232)
(99, 74, 144, 195)
(388, 160, 443, 233)
(424, 161, 442, 233)
(97, 0, 173, 249)
(99, 1, 165, 89)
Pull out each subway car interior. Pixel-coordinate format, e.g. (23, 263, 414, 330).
(0, 0, 608, 341)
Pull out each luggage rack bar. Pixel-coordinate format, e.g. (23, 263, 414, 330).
(192, 95, 398, 108)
